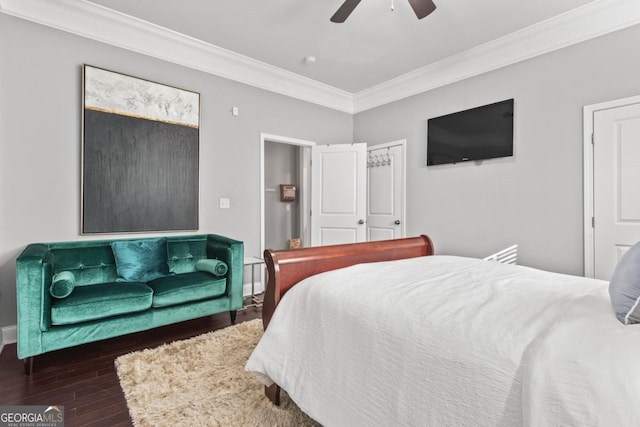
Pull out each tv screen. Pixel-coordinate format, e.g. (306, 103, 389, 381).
(427, 99, 514, 166)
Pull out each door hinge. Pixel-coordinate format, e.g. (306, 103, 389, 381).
(592, 216, 595, 228)
(591, 133, 595, 145)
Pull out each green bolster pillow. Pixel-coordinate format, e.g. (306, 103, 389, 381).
(50, 271, 75, 299)
(195, 259, 228, 277)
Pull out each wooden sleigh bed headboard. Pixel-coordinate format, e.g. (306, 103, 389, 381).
(262, 235, 435, 329)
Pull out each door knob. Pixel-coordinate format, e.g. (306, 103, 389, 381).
(394, 220, 401, 225)
(358, 219, 365, 225)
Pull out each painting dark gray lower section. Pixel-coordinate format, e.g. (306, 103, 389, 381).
(83, 109, 198, 233)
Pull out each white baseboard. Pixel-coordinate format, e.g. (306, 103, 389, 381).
(0, 324, 17, 355)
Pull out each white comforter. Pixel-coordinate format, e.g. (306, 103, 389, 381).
(245, 256, 640, 427)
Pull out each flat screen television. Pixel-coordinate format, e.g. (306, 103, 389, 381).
(427, 99, 514, 166)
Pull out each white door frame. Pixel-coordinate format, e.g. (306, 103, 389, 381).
(260, 133, 316, 256)
(583, 94, 640, 277)
(367, 139, 407, 239)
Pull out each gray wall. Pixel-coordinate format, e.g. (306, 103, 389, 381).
(0, 14, 353, 328)
(354, 24, 640, 276)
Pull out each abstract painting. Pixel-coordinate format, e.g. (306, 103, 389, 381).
(82, 65, 200, 233)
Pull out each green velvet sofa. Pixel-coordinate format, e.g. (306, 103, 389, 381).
(16, 234, 243, 374)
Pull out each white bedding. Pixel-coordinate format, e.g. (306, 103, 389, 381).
(245, 256, 640, 426)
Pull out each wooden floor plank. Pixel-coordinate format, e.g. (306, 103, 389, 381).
(0, 309, 260, 426)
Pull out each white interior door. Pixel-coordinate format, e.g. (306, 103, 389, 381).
(593, 101, 640, 280)
(311, 143, 367, 246)
(367, 141, 405, 241)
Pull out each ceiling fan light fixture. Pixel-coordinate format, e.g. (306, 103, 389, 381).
(331, 0, 436, 23)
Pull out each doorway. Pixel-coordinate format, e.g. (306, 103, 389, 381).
(260, 135, 407, 253)
(584, 95, 640, 279)
(260, 133, 315, 255)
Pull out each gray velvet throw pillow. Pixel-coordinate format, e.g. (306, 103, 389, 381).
(609, 241, 640, 324)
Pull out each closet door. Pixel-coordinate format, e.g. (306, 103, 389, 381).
(367, 141, 406, 241)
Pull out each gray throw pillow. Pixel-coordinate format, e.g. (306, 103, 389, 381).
(609, 241, 640, 324)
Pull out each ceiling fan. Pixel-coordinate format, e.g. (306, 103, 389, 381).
(330, 0, 436, 23)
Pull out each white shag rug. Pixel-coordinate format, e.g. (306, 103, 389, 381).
(115, 319, 320, 426)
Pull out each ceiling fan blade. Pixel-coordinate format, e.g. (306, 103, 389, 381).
(407, 0, 436, 19)
(330, 0, 362, 23)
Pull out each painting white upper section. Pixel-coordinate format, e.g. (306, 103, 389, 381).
(2, 0, 640, 113)
(84, 65, 200, 127)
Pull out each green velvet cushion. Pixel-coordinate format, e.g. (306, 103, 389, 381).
(111, 238, 171, 282)
(51, 282, 153, 325)
(50, 271, 75, 299)
(195, 259, 228, 277)
(148, 272, 226, 308)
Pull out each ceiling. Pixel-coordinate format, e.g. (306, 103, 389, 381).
(88, 0, 594, 93)
(3, 0, 638, 112)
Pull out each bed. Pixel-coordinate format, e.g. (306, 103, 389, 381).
(245, 236, 640, 426)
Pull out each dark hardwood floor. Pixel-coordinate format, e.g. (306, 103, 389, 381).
(0, 308, 261, 427)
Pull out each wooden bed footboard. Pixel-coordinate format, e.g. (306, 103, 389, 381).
(262, 235, 434, 330)
(260, 235, 434, 406)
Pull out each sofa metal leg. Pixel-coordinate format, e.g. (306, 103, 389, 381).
(230, 310, 237, 325)
(24, 357, 34, 375)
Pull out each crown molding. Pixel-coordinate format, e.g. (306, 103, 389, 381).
(0, 0, 354, 114)
(353, 0, 640, 113)
(1, 0, 639, 115)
